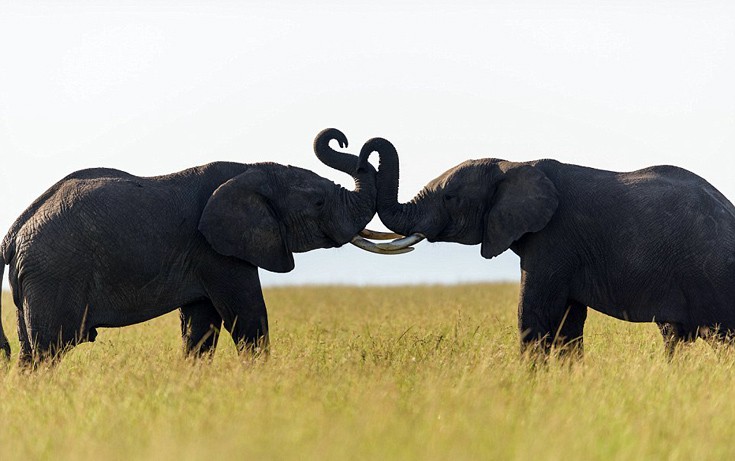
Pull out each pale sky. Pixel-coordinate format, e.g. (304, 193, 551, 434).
(1, 1, 734, 287)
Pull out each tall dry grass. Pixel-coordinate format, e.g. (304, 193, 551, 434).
(2, 284, 735, 460)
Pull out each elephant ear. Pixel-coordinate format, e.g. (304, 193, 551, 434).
(199, 169, 295, 273)
(481, 165, 559, 259)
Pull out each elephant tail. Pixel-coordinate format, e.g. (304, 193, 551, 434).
(0, 252, 9, 360)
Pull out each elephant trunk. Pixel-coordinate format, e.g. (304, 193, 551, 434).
(313, 128, 376, 233)
(358, 137, 420, 237)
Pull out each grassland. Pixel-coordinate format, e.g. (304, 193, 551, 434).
(2, 284, 735, 460)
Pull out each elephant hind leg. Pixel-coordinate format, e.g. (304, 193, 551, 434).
(657, 322, 697, 359)
(28, 327, 97, 366)
(17, 308, 33, 367)
(22, 293, 93, 366)
(26, 330, 76, 366)
(180, 299, 222, 357)
(695, 326, 735, 349)
(28, 323, 86, 365)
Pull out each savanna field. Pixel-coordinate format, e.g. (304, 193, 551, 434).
(2, 284, 735, 460)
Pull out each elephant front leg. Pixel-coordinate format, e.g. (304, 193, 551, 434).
(554, 301, 587, 358)
(180, 299, 223, 357)
(228, 303, 269, 355)
(205, 265, 269, 356)
(517, 270, 581, 357)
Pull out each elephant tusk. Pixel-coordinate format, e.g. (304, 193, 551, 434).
(374, 233, 426, 251)
(359, 228, 404, 240)
(350, 235, 414, 254)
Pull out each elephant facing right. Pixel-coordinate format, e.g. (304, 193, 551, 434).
(0, 129, 399, 365)
(361, 136, 735, 357)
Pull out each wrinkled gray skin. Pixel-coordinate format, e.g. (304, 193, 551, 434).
(361, 138, 735, 356)
(0, 128, 373, 365)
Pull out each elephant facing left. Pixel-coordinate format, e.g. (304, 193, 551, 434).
(0, 129, 385, 366)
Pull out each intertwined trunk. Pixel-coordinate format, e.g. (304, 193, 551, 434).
(357, 137, 419, 236)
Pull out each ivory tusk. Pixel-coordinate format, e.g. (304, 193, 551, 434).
(350, 236, 414, 254)
(375, 233, 426, 250)
(359, 228, 404, 240)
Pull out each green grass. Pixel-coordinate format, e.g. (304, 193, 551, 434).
(2, 284, 735, 460)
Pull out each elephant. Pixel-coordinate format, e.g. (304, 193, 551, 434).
(359, 136, 735, 356)
(0, 129, 397, 365)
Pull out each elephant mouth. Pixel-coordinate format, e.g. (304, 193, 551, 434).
(294, 234, 344, 253)
(350, 229, 425, 255)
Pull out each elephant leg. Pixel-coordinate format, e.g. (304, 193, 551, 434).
(657, 322, 696, 359)
(696, 326, 735, 350)
(224, 290, 269, 355)
(552, 300, 587, 358)
(28, 324, 78, 364)
(27, 329, 73, 365)
(204, 264, 269, 355)
(517, 269, 578, 357)
(16, 309, 33, 367)
(180, 299, 222, 357)
(22, 288, 89, 365)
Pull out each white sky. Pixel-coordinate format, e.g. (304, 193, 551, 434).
(1, 1, 734, 287)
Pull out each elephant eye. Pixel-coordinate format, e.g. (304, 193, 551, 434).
(443, 194, 455, 202)
(314, 198, 326, 208)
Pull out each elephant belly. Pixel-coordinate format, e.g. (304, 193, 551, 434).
(86, 282, 208, 328)
(574, 271, 735, 328)
(89, 302, 183, 328)
(586, 300, 684, 324)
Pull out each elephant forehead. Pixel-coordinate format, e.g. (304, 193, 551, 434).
(276, 166, 334, 189)
(426, 159, 490, 191)
(282, 181, 336, 201)
(253, 163, 321, 182)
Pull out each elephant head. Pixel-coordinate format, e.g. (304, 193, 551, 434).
(359, 137, 559, 258)
(198, 129, 384, 273)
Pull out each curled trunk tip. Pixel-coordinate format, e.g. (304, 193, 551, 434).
(358, 137, 397, 173)
(314, 128, 348, 153)
(313, 128, 365, 176)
